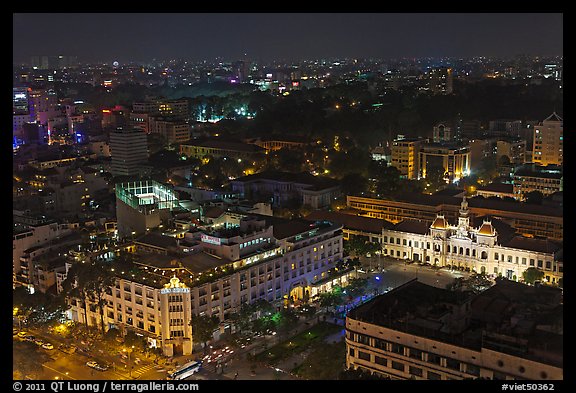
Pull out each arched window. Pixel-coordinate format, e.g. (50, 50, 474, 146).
(481, 251, 488, 259)
(459, 247, 464, 255)
(465, 248, 470, 256)
(453, 246, 457, 253)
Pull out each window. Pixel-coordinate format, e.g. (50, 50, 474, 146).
(409, 366, 423, 377)
(466, 363, 480, 377)
(409, 348, 423, 360)
(530, 259, 535, 266)
(356, 334, 370, 345)
(428, 371, 441, 380)
(403, 239, 407, 246)
(537, 260, 543, 268)
(445, 357, 460, 371)
(391, 361, 405, 372)
(374, 339, 387, 350)
(391, 343, 403, 355)
(357, 351, 370, 361)
(375, 356, 387, 366)
(495, 253, 499, 260)
(396, 238, 400, 245)
(349, 348, 355, 357)
(427, 353, 442, 365)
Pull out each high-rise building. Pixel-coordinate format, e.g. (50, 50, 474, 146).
(109, 128, 149, 177)
(532, 113, 563, 166)
(390, 138, 426, 179)
(149, 118, 190, 145)
(432, 123, 452, 143)
(428, 67, 453, 95)
(488, 119, 523, 138)
(496, 138, 526, 166)
(13, 87, 29, 114)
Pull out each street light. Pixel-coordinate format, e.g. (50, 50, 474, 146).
(123, 346, 135, 378)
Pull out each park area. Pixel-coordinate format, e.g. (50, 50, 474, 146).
(254, 321, 346, 379)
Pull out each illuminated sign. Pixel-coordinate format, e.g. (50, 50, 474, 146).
(201, 234, 221, 245)
(160, 287, 189, 294)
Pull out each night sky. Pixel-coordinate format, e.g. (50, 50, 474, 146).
(13, 13, 563, 64)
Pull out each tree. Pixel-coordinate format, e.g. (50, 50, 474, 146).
(83, 262, 116, 336)
(340, 173, 369, 196)
(276, 307, 299, 339)
(60, 262, 93, 328)
(345, 277, 369, 299)
(191, 314, 220, 352)
(522, 267, 545, 285)
(319, 288, 344, 313)
(230, 303, 254, 333)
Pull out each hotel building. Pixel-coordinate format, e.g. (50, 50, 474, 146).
(62, 212, 347, 356)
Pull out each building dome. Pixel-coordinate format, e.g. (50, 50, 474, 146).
(477, 220, 495, 236)
(431, 215, 448, 229)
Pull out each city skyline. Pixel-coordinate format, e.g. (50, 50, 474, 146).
(13, 13, 563, 64)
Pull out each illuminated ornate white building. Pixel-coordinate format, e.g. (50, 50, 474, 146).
(381, 196, 562, 284)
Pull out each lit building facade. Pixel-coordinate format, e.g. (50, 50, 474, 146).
(390, 138, 425, 179)
(513, 164, 563, 201)
(419, 143, 470, 183)
(378, 197, 563, 285)
(115, 180, 179, 239)
(533, 113, 563, 166)
(149, 118, 190, 145)
(496, 139, 526, 166)
(63, 214, 346, 356)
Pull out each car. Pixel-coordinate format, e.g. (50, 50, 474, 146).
(42, 343, 54, 350)
(13, 328, 18, 335)
(86, 361, 108, 371)
(34, 338, 44, 346)
(17, 331, 28, 338)
(24, 335, 36, 342)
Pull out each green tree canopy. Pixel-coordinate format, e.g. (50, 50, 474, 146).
(522, 267, 545, 285)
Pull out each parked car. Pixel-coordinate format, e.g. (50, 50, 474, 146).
(42, 343, 54, 350)
(17, 331, 28, 338)
(34, 338, 44, 346)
